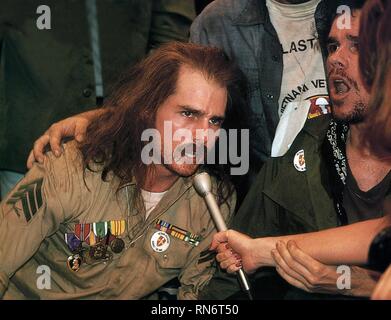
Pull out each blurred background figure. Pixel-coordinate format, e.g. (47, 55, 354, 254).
(0, 0, 196, 199)
(360, 0, 391, 299)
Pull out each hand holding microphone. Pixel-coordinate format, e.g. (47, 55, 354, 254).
(193, 172, 253, 300)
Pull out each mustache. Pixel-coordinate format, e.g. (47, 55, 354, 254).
(174, 142, 208, 157)
(328, 68, 360, 92)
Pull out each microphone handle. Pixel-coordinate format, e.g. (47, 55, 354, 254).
(204, 193, 228, 232)
(204, 193, 253, 300)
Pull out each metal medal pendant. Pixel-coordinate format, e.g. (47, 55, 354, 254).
(110, 238, 125, 254)
(67, 254, 82, 272)
(89, 243, 108, 260)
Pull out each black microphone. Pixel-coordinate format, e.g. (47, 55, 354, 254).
(193, 172, 253, 300)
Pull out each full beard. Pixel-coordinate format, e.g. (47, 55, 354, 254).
(162, 142, 208, 177)
(162, 162, 200, 178)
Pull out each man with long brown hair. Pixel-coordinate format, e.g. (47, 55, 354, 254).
(0, 42, 245, 299)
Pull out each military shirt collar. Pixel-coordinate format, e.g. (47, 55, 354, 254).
(119, 174, 194, 239)
(118, 175, 137, 189)
(118, 174, 193, 218)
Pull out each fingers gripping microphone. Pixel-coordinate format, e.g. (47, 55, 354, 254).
(193, 172, 253, 300)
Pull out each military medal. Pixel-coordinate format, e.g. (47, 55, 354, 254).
(88, 231, 97, 246)
(154, 219, 202, 247)
(108, 220, 126, 254)
(75, 223, 91, 243)
(65, 233, 82, 253)
(93, 221, 109, 238)
(89, 242, 108, 260)
(293, 149, 306, 172)
(110, 238, 125, 253)
(109, 220, 126, 236)
(65, 220, 126, 268)
(67, 254, 82, 272)
(151, 231, 170, 252)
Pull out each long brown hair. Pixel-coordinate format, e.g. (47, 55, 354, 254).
(360, 0, 391, 159)
(79, 42, 249, 204)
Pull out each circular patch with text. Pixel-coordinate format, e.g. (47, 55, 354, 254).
(151, 231, 170, 252)
(293, 149, 306, 172)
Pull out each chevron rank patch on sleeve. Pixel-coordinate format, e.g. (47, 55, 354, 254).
(6, 178, 44, 222)
(197, 248, 216, 265)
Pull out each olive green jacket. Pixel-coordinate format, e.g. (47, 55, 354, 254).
(200, 115, 341, 300)
(0, 142, 235, 299)
(0, 0, 195, 173)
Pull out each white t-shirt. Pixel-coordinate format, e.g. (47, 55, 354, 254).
(266, 0, 330, 157)
(141, 189, 167, 219)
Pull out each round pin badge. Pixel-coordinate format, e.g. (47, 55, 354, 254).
(151, 231, 170, 253)
(67, 254, 82, 272)
(293, 149, 306, 172)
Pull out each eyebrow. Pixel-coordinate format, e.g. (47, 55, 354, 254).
(179, 105, 225, 121)
(326, 36, 338, 44)
(346, 35, 359, 42)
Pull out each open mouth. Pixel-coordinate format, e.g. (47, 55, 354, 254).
(173, 143, 206, 163)
(333, 78, 351, 95)
(180, 143, 197, 158)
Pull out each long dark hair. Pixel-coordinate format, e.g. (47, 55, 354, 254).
(79, 42, 250, 205)
(359, 0, 391, 159)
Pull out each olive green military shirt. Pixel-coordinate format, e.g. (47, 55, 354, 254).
(0, 142, 235, 299)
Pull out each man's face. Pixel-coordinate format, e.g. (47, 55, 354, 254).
(326, 10, 370, 123)
(154, 65, 227, 178)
